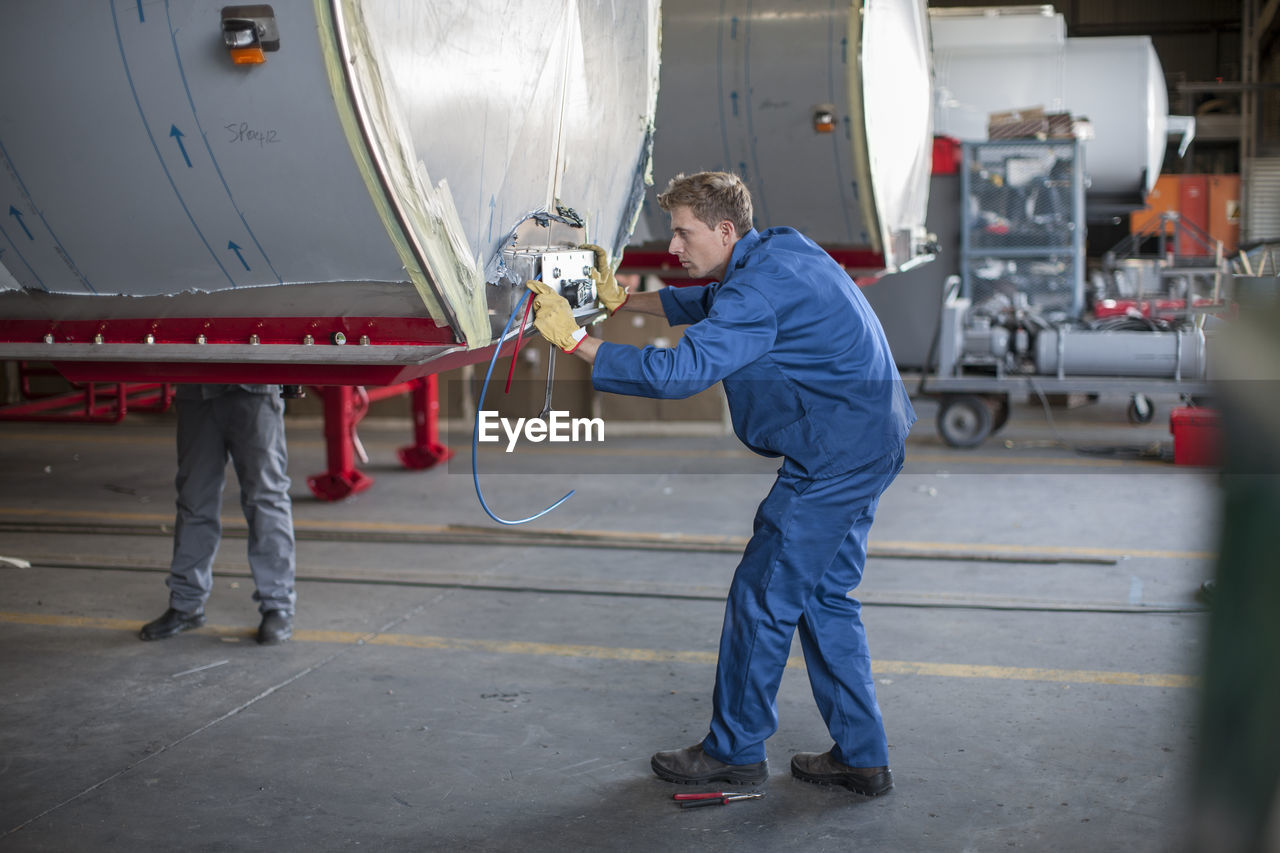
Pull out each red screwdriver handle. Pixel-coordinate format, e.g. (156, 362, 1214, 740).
(679, 797, 728, 808)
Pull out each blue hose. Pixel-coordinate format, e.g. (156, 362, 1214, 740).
(471, 288, 575, 525)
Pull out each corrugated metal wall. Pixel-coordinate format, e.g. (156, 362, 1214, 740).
(1244, 158, 1280, 242)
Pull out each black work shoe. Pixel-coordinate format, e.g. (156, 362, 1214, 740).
(139, 608, 205, 641)
(651, 743, 768, 785)
(257, 610, 293, 645)
(790, 750, 893, 796)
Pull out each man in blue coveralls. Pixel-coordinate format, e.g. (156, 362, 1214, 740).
(526, 171, 915, 795)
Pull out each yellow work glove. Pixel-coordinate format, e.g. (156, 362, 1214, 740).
(525, 280, 588, 353)
(581, 243, 629, 315)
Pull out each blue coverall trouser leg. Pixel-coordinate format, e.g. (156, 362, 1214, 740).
(702, 448, 903, 768)
(167, 390, 296, 615)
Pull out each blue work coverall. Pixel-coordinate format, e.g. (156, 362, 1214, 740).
(167, 384, 296, 615)
(592, 227, 915, 768)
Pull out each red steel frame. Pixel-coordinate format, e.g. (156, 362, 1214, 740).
(0, 314, 472, 501)
(0, 362, 175, 423)
(306, 376, 452, 501)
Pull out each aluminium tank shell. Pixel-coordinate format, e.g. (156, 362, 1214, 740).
(640, 0, 934, 273)
(0, 0, 660, 377)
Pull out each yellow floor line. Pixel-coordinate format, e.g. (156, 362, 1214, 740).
(0, 507, 1217, 561)
(0, 611, 1197, 690)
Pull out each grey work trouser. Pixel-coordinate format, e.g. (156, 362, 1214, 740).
(167, 389, 296, 614)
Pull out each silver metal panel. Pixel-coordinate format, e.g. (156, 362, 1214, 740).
(859, 0, 935, 267)
(643, 0, 932, 272)
(0, 0, 405, 297)
(355, 1, 659, 278)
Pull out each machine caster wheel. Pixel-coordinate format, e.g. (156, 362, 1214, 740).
(1127, 393, 1155, 425)
(937, 394, 994, 448)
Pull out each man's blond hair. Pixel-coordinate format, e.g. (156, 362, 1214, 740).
(656, 171, 753, 236)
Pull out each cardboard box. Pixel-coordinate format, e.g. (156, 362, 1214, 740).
(599, 301, 725, 422)
(988, 106, 1049, 140)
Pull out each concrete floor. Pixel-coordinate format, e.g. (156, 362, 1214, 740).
(0, 392, 1219, 851)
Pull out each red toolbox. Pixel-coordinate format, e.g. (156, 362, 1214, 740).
(1170, 406, 1222, 467)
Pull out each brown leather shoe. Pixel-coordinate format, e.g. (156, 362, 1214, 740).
(790, 750, 893, 796)
(651, 743, 768, 785)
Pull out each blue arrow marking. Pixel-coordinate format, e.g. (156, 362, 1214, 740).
(228, 241, 250, 271)
(487, 195, 496, 242)
(137, 0, 145, 22)
(841, 37, 847, 64)
(844, 116, 852, 140)
(731, 91, 739, 118)
(170, 124, 192, 168)
(8, 206, 33, 240)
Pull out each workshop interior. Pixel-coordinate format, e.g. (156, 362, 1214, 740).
(1, 1, 1277, 850)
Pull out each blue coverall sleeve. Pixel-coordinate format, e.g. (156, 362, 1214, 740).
(659, 284, 715, 326)
(593, 284, 777, 400)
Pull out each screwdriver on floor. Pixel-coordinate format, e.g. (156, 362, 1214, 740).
(674, 792, 765, 808)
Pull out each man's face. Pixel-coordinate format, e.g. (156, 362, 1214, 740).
(668, 206, 735, 280)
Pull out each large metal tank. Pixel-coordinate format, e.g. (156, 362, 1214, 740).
(0, 0, 660, 384)
(931, 6, 1172, 217)
(637, 0, 935, 274)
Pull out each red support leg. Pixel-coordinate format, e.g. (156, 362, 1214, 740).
(397, 375, 453, 469)
(307, 386, 375, 501)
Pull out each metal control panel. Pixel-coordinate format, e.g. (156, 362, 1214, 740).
(540, 250, 596, 309)
(499, 247, 597, 310)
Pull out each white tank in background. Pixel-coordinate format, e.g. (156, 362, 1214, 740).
(931, 5, 1185, 218)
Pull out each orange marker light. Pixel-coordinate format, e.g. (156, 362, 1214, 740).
(230, 46, 266, 64)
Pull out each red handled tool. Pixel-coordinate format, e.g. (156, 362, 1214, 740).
(673, 792, 764, 808)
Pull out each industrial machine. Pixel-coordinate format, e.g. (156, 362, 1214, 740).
(923, 139, 1218, 448)
(628, 0, 936, 277)
(0, 0, 660, 495)
(859, 5, 1223, 448)
(0, 0, 659, 372)
(0, 0, 946, 474)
